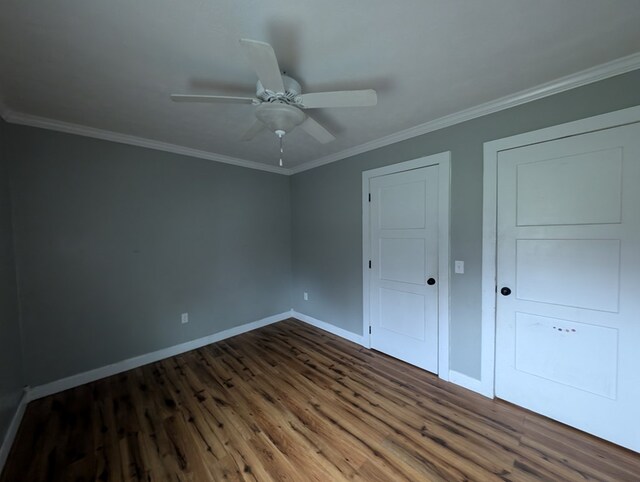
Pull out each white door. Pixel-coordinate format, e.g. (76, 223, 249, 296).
(369, 165, 439, 373)
(495, 122, 640, 452)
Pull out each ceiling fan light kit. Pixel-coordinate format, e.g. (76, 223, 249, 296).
(171, 38, 378, 166)
(254, 103, 305, 134)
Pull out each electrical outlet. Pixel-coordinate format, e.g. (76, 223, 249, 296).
(454, 260, 464, 274)
(303, 292, 309, 301)
(181, 312, 189, 324)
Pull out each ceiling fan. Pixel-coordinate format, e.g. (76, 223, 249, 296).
(170, 38, 377, 165)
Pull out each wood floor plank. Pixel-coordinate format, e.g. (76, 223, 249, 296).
(2, 318, 639, 481)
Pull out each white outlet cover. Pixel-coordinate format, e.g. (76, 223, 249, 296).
(455, 260, 464, 274)
(303, 292, 309, 301)
(181, 313, 189, 324)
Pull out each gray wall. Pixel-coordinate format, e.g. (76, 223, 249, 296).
(0, 118, 24, 442)
(8, 125, 292, 386)
(290, 70, 640, 379)
(4, 69, 640, 389)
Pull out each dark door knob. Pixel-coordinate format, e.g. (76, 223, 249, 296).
(500, 287, 512, 296)
(427, 278, 436, 285)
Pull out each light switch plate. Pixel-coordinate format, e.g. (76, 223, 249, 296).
(454, 260, 464, 274)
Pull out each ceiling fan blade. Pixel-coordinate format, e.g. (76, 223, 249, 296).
(298, 89, 377, 109)
(239, 39, 285, 93)
(300, 115, 335, 144)
(239, 119, 265, 141)
(170, 94, 259, 104)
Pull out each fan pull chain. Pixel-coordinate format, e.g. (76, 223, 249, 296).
(276, 129, 286, 167)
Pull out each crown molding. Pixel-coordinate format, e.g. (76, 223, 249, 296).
(2, 51, 639, 176)
(2, 110, 290, 175)
(289, 51, 640, 174)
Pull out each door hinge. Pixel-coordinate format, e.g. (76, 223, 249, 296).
(369, 326, 372, 334)
(369, 260, 372, 269)
(368, 193, 371, 202)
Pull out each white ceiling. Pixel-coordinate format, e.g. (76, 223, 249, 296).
(1, 0, 640, 172)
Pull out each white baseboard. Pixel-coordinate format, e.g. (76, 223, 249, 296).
(292, 313, 493, 398)
(0, 390, 29, 474)
(449, 369, 492, 398)
(292, 311, 369, 347)
(27, 311, 293, 402)
(3, 311, 497, 476)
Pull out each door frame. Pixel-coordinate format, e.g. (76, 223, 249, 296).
(362, 152, 451, 379)
(481, 104, 640, 399)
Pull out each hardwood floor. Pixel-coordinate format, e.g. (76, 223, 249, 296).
(2, 319, 639, 481)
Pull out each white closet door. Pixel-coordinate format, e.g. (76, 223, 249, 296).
(369, 165, 439, 373)
(495, 122, 640, 452)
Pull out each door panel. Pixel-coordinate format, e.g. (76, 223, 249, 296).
(514, 313, 618, 399)
(515, 147, 623, 226)
(370, 165, 439, 373)
(495, 122, 640, 452)
(515, 238, 621, 311)
(379, 288, 426, 339)
(380, 238, 425, 284)
(379, 180, 427, 229)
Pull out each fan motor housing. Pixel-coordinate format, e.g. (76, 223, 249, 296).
(257, 74, 301, 103)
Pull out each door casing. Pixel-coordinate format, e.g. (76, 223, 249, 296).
(481, 105, 640, 399)
(362, 152, 451, 380)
